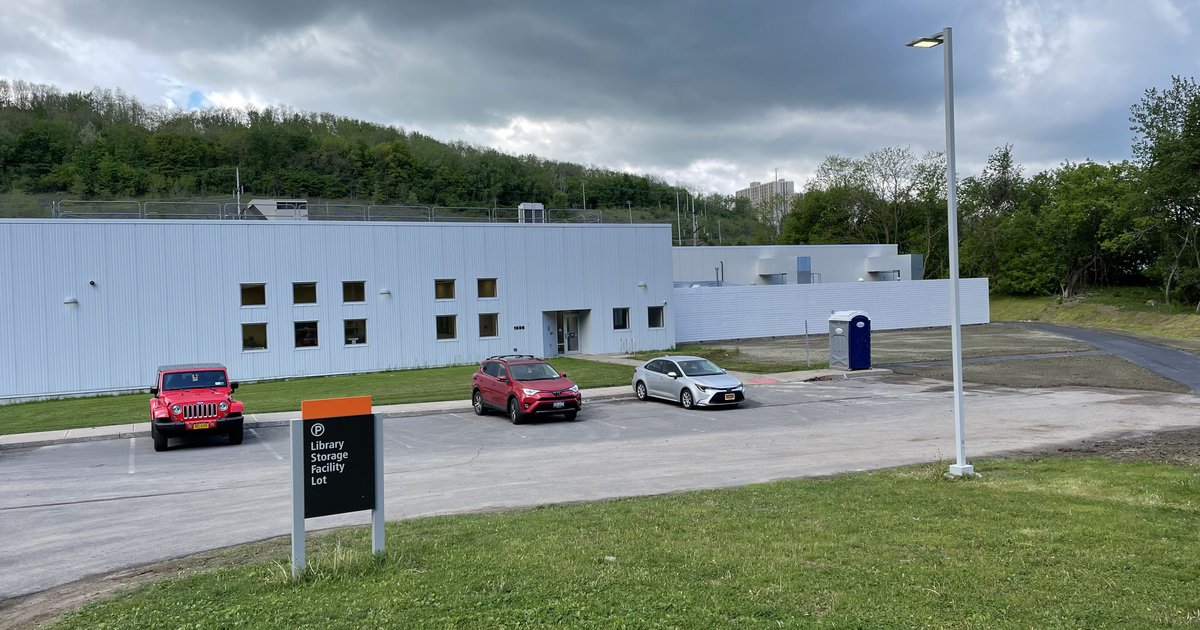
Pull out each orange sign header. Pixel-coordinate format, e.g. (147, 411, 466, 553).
(301, 396, 373, 420)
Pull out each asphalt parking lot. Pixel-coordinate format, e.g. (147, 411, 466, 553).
(3, 375, 1198, 603)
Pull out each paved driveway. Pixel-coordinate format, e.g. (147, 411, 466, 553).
(2, 377, 1197, 601)
(1020, 323, 1200, 393)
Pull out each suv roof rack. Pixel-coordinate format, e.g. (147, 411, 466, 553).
(486, 354, 542, 361)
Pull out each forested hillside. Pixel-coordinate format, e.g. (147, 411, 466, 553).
(1, 77, 1198, 308)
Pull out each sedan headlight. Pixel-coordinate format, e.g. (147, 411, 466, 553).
(568, 385, 579, 393)
(521, 388, 541, 396)
(695, 384, 710, 392)
(170, 404, 182, 415)
(218, 401, 229, 412)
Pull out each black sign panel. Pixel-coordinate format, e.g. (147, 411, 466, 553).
(303, 414, 375, 518)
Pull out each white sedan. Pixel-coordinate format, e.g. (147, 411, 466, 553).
(632, 355, 745, 409)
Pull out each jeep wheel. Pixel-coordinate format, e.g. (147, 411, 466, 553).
(680, 389, 695, 410)
(228, 427, 243, 445)
(472, 390, 487, 416)
(508, 398, 524, 425)
(635, 381, 648, 401)
(152, 424, 167, 452)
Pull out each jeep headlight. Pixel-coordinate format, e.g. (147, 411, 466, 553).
(568, 385, 579, 393)
(521, 388, 540, 396)
(170, 404, 182, 415)
(218, 401, 229, 412)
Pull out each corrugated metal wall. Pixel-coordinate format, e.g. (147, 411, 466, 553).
(0, 220, 675, 399)
(671, 279, 991, 342)
(673, 244, 903, 285)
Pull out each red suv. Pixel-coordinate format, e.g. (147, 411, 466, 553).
(149, 363, 244, 451)
(472, 355, 582, 424)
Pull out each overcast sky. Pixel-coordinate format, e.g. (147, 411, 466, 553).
(2, 0, 1197, 194)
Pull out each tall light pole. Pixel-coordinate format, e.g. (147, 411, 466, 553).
(626, 200, 632, 223)
(907, 27, 973, 477)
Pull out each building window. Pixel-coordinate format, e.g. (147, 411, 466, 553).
(435, 279, 455, 300)
(477, 278, 497, 298)
(344, 319, 367, 345)
(479, 313, 499, 337)
(613, 307, 630, 330)
(242, 323, 267, 351)
(343, 281, 366, 303)
(294, 321, 319, 348)
(293, 282, 317, 305)
(436, 315, 457, 340)
(648, 305, 665, 329)
(240, 283, 266, 307)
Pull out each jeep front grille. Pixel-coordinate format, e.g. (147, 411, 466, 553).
(182, 403, 218, 419)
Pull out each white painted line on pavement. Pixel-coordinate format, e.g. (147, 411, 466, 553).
(127, 438, 136, 474)
(249, 429, 283, 460)
(593, 419, 629, 430)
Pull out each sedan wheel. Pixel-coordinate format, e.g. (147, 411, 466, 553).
(680, 389, 695, 410)
(508, 398, 524, 425)
(635, 381, 648, 401)
(472, 390, 487, 416)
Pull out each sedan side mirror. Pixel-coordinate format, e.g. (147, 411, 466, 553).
(667, 371, 678, 378)
(230, 382, 239, 391)
(149, 387, 158, 396)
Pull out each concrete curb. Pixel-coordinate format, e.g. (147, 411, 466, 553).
(0, 369, 890, 451)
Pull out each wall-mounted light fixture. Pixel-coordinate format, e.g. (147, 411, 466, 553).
(64, 297, 79, 305)
(636, 282, 647, 288)
(378, 288, 392, 296)
(88, 280, 96, 287)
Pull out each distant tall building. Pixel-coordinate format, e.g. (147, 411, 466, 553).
(735, 179, 795, 207)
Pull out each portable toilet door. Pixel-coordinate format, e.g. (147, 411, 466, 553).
(848, 313, 871, 370)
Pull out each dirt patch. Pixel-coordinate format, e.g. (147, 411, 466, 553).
(888, 354, 1192, 394)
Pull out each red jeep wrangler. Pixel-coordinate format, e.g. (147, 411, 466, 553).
(149, 363, 244, 451)
(471, 355, 582, 424)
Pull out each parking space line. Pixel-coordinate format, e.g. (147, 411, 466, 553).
(249, 429, 283, 460)
(384, 433, 414, 449)
(593, 419, 629, 430)
(127, 438, 136, 474)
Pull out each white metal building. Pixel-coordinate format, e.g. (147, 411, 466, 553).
(0, 220, 675, 400)
(673, 244, 925, 285)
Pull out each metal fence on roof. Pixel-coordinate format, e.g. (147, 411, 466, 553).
(2, 200, 610, 223)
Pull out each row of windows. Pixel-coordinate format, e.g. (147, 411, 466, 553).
(239, 307, 665, 352)
(241, 319, 368, 351)
(239, 279, 499, 307)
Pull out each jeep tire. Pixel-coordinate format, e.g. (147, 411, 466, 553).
(152, 423, 167, 452)
(228, 426, 243, 446)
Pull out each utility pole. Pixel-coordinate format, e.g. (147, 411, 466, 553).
(626, 200, 632, 223)
(235, 167, 242, 219)
(690, 190, 697, 246)
(675, 189, 681, 246)
(582, 179, 587, 211)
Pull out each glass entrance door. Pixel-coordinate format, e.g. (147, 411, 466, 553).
(556, 311, 581, 354)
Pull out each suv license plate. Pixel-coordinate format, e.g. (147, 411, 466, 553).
(724, 393, 735, 401)
(553, 401, 565, 409)
(189, 422, 212, 430)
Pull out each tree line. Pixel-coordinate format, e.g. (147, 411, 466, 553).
(1, 77, 1197, 309)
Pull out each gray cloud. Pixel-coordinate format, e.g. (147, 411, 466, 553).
(4, 0, 1200, 192)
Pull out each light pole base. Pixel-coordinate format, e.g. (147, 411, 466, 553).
(948, 463, 975, 477)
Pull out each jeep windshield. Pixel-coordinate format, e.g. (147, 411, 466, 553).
(508, 362, 561, 381)
(162, 370, 227, 391)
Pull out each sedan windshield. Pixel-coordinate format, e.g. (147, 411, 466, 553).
(508, 362, 561, 381)
(678, 359, 723, 377)
(162, 370, 227, 390)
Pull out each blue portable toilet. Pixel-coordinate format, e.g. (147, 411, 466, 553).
(828, 311, 871, 370)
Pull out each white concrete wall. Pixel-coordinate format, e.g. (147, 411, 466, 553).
(673, 244, 918, 285)
(671, 279, 990, 342)
(0, 220, 675, 399)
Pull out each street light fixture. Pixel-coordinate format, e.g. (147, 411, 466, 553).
(907, 27, 973, 478)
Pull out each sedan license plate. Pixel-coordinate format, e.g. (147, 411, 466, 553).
(188, 422, 212, 430)
(724, 393, 735, 401)
(553, 401, 565, 409)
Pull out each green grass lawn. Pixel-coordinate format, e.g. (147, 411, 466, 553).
(628, 345, 828, 373)
(991, 287, 1200, 341)
(51, 457, 1200, 629)
(0, 357, 632, 436)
